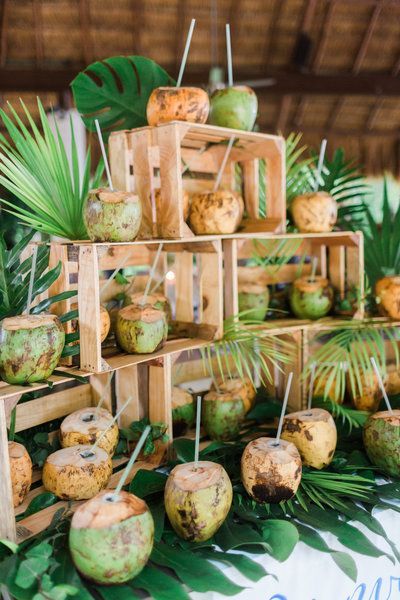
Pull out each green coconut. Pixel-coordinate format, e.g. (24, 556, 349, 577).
(210, 377, 256, 413)
(116, 304, 168, 354)
(172, 387, 195, 436)
(238, 283, 269, 321)
(84, 188, 142, 243)
(209, 86, 258, 131)
(202, 389, 246, 441)
(241, 437, 302, 503)
(164, 461, 232, 542)
(0, 314, 65, 384)
(363, 410, 400, 477)
(69, 489, 154, 584)
(290, 276, 333, 320)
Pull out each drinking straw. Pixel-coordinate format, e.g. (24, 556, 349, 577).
(370, 357, 393, 413)
(307, 361, 317, 411)
(176, 18, 196, 87)
(81, 396, 132, 457)
(100, 253, 130, 297)
(310, 257, 318, 281)
(213, 136, 235, 192)
(94, 371, 115, 420)
(194, 395, 202, 467)
(25, 245, 38, 315)
(95, 119, 113, 191)
(226, 24, 233, 87)
(141, 243, 163, 306)
(111, 425, 152, 499)
(275, 372, 293, 445)
(313, 138, 327, 192)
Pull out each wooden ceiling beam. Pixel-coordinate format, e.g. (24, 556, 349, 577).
(78, 0, 93, 66)
(0, 0, 8, 67)
(263, 0, 284, 66)
(32, 0, 44, 67)
(1, 68, 400, 95)
(312, 0, 337, 71)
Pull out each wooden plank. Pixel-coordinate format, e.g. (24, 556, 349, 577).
(264, 137, 286, 232)
(90, 373, 113, 413)
(98, 245, 151, 270)
(329, 246, 346, 297)
(0, 401, 16, 541)
(14, 385, 92, 433)
(115, 366, 141, 428)
(242, 159, 260, 219)
(131, 128, 156, 238)
(174, 252, 194, 322)
(109, 130, 134, 192)
(78, 245, 102, 372)
(149, 356, 172, 443)
(198, 242, 224, 339)
(223, 239, 238, 319)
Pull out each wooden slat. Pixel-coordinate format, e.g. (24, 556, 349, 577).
(149, 356, 172, 446)
(90, 372, 113, 413)
(223, 239, 239, 319)
(78, 245, 102, 372)
(242, 159, 260, 218)
(131, 127, 156, 238)
(198, 242, 224, 338)
(116, 366, 141, 428)
(174, 252, 194, 322)
(329, 246, 346, 297)
(0, 401, 16, 540)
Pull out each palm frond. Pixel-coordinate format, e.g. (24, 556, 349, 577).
(0, 98, 104, 240)
(312, 397, 369, 432)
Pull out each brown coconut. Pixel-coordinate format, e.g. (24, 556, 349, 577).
(347, 371, 385, 412)
(189, 190, 244, 235)
(211, 377, 256, 413)
(386, 363, 400, 395)
(281, 408, 337, 469)
(146, 87, 210, 126)
(154, 188, 190, 222)
(8, 442, 32, 507)
(60, 408, 119, 456)
(375, 276, 400, 320)
(42, 445, 112, 500)
(291, 191, 337, 233)
(241, 437, 302, 503)
(312, 372, 343, 404)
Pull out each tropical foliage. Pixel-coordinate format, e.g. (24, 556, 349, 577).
(0, 98, 104, 240)
(71, 55, 175, 136)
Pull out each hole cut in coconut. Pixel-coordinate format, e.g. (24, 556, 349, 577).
(81, 413, 96, 423)
(103, 492, 120, 503)
(80, 449, 96, 459)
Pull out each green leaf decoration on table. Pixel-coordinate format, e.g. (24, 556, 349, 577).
(71, 56, 175, 136)
(0, 98, 104, 240)
(260, 520, 299, 562)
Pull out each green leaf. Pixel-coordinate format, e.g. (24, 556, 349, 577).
(0, 540, 18, 554)
(331, 551, 358, 583)
(25, 542, 53, 559)
(134, 564, 190, 600)
(15, 557, 49, 588)
(214, 517, 270, 552)
(71, 56, 175, 135)
(173, 438, 196, 463)
(96, 586, 140, 600)
(151, 543, 244, 595)
(260, 520, 299, 561)
(23, 493, 58, 518)
(199, 549, 269, 583)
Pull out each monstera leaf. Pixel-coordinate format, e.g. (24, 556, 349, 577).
(71, 55, 175, 135)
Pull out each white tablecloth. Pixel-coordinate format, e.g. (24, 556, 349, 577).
(191, 507, 400, 600)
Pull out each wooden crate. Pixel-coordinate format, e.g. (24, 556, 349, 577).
(48, 238, 223, 373)
(109, 122, 286, 239)
(0, 365, 170, 542)
(223, 231, 365, 322)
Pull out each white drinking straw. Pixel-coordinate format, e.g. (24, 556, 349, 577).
(141, 243, 164, 306)
(25, 245, 38, 315)
(95, 119, 113, 191)
(81, 396, 132, 457)
(176, 18, 196, 88)
(110, 425, 152, 500)
(307, 361, 317, 411)
(100, 253, 131, 297)
(310, 257, 318, 281)
(313, 138, 327, 193)
(213, 136, 235, 192)
(370, 357, 393, 413)
(194, 395, 202, 467)
(226, 24, 233, 87)
(275, 372, 293, 445)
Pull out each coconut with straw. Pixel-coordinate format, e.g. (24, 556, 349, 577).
(147, 19, 209, 126)
(363, 358, 400, 476)
(165, 396, 233, 542)
(0, 246, 65, 384)
(8, 441, 32, 508)
(116, 244, 168, 354)
(241, 373, 302, 503)
(281, 361, 337, 469)
(189, 136, 244, 235)
(69, 425, 154, 584)
(84, 120, 142, 242)
(292, 139, 338, 233)
(290, 256, 334, 320)
(209, 24, 258, 131)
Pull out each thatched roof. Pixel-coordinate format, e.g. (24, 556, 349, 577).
(1, 0, 400, 174)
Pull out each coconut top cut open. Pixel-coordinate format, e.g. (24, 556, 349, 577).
(118, 304, 165, 324)
(71, 490, 148, 530)
(90, 188, 140, 205)
(204, 389, 243, 404)
(293, 276, 330, 293)
(238, 283, 268, 295)
(61, 408, 114, 434)
(127, 292, 168, 306)
(246, 437, 300, 465)
(46, 445, 109, 468)
(169, 461, 225, 491)
(2, 313, 60, 331)
(172, 387, 193, 409)
(8, 441, 28, 459)
(369, 409, 400, 425)
(284, 408, 333, 423)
